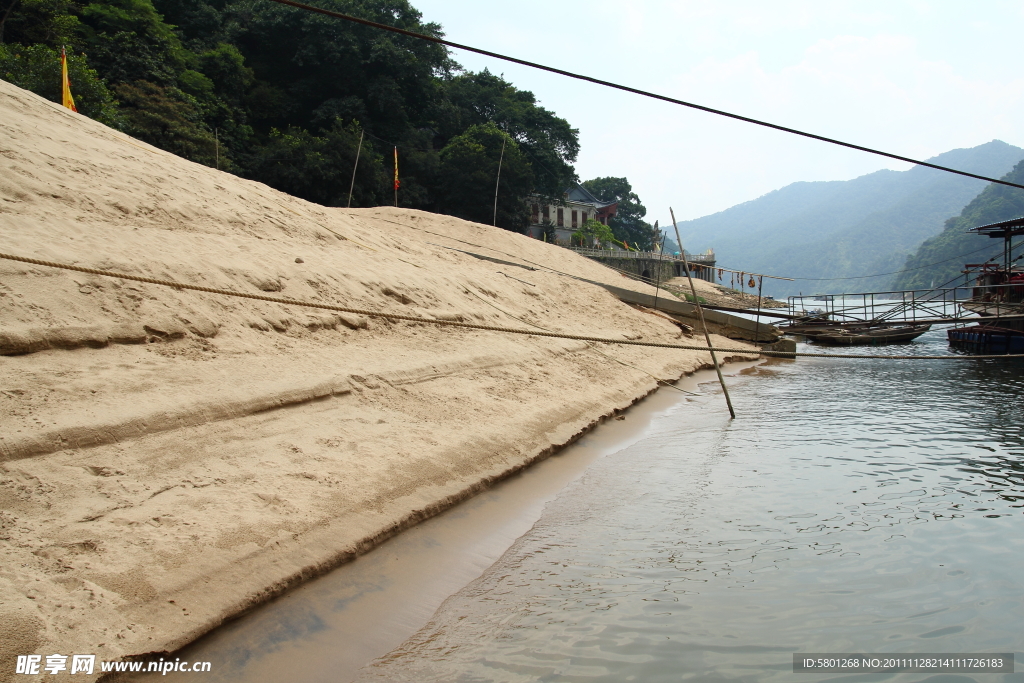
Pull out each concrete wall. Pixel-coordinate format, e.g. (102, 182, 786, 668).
(593, 281, 780, 343)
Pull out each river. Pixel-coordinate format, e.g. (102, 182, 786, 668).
(149, 329, 1024, 682)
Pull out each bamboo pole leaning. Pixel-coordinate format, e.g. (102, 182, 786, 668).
(670, 207, 736, 419)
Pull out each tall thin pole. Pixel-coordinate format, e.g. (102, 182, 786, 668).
(393, 146, 398, 208)
(493, 137, 506, 226)
(670, 207, 736, 419)
(214, 128, 219, 170)
(347, 129, 364, 208)
(653, 232, 667, 311)
(755, 275, 764, 342)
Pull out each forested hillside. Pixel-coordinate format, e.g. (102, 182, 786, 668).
(673, 141, 1023, 297)
(0, 0, 610, 234)
(891, 160, 1024, 291)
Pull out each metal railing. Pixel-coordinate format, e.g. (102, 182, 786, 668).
(566, 247, 716, 264)
(785, 284, 1024, 329)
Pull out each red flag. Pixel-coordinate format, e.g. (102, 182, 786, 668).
(393, 147, 400, 191)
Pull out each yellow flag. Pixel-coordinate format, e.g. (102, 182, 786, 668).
(61, 47, 77, 112)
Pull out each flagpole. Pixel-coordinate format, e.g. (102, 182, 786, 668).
(653, 231, 667, 311)
(393, 146, 398, 207)
(347, 129, 363, 208)
(755, 275, 764, 342)
(492, 137, 506, 226)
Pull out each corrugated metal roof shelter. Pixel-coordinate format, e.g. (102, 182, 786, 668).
(968, 216, 1024, 272)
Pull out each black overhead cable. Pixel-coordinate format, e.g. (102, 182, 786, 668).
(265, 0, 1024, 192)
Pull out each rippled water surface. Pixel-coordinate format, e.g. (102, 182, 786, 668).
(356, 331, 1024, 682)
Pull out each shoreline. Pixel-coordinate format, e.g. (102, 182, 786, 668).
(118, 361, 760, 683)
(114, 354, 751, 670)
(0, 79, 759, 683)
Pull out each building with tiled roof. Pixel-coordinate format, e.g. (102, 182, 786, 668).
(526, 185, 618, 242)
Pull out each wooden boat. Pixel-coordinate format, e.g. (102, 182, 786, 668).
(802, 324, 931, 346)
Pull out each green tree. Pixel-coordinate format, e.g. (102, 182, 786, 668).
(2, 0, 224, 165)
(0, 43, 122, 125)
(112, 79, 217, 163)
(217, 0, 455, 199)
(1, 0, 80, 46)
(442, 69, 578, 199)
(177, 43, 255, 166)
(0, 0, 590, 217)
(151, 0, 226, 49)
(581, 176, 658, 250)
(436, 123, 533, 231)
(223, 0, 452, 138)
(244, 120, 387, 207)
(77, 0, 188, 85)
(195, 42, 251, 105)
(571, 218, 614, 247)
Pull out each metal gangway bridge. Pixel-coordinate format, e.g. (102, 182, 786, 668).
(772, 283, 1024, 332)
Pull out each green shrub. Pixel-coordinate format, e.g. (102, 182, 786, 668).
(679, 292, 708, 304)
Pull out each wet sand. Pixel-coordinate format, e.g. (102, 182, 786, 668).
(133, 366, 753, 683)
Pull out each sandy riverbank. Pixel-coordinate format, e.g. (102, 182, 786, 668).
(0, 79, 757, 682)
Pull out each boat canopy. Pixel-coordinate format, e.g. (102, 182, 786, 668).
(968, 216, 1024, 239)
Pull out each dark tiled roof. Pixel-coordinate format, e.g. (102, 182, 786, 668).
(566, 184, 617, 208)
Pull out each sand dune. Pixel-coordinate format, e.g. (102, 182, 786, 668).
(0, 79, 756, 680)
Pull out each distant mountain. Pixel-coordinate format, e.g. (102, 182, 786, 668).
(891, 160, 1024, 291)
(673, 140, 1024, 298)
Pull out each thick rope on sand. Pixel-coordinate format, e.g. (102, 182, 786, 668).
(2, 251, 1022, 360)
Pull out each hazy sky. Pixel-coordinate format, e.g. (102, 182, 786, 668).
(412, 1, 1024, 225)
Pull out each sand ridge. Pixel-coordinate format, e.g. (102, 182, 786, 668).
(0, 79, 757, 681)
